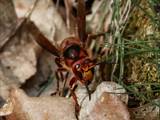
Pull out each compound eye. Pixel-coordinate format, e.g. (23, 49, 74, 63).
(75, 64, 80, 70)
(63, 45, 80, 60)
(84, 59, 90, 64)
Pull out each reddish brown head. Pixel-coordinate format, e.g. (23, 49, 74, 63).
(72, 58, 95, 85)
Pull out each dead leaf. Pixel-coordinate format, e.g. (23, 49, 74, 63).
(87, 0, 113, 33)
(13, 0, 70, 44)
(5, 87, 77, 120)
(0, 0, 17, 49)
(0, 99, 13, 116)
(78, 82, 130, 120)
(89, 92, 130, 120)
(129, 98, 160, 120)
(0, 22, 38, 99)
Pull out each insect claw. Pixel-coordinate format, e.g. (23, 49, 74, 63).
(75, 103, 80, 119)
(85, 84, 91, 100)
